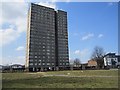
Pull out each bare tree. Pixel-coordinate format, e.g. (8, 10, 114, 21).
(91, 46, 105, 59)
(73, 58, 81, 67)
(91, 46, 105, 68)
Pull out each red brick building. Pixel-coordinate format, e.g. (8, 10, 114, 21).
(88, 59, 97, 68)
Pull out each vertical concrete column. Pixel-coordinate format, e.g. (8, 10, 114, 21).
(56, 67, 59, 71)
(41, 67, 43, 72)
(33, 67, 35, 72)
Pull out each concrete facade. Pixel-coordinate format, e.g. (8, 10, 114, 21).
(56, 10, 69, 70)
(26, 3, 69, 71)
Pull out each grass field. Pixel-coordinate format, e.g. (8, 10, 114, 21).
(2, 70, 118, 88)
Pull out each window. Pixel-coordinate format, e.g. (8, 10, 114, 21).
(48, 56, 50, 58)
(47, 63, 50, 65)
(47, 50, 50, 52)
(66, 63, 69, 65)
(35, 56, 37, 58)
(52, 57, 54, 59)
(43, 56, 45, 58)
(29, 56, 33, 58)
(47, 37, 50, 39)
(30, 63, 33, 65)
(47, 53, 50, 55)
(30, 52, 33, 55)
(30, 59, 33, 61)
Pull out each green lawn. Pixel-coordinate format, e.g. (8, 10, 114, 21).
(45, 70, 118, 76)
(2, 70, 118, 88)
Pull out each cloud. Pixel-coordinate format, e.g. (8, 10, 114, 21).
(30, 0, 68, 3)
(2, 56, 25, 65)
(0, 2, 28, 47)
(2, 0, 25, 2)
(66, 0, 71, 2)
(0, 27, 20, 46)
(1, 2, 27, 22)
(74, 50, 80, 55)
(16, 46, 24, 51)
(15, 56, 25, 65)
(0, 1, 58, 47)
(81, 33, 94, 40)
(98, 34, 103, 38)
(74, 49, 89, 57)
(108, 2, 114, 6)
(73, 49, 90, 63)
(73, 33, 79, 36)
(36, 1, 57, 10)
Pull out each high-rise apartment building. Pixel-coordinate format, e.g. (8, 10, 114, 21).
(26, 3, 69, 71)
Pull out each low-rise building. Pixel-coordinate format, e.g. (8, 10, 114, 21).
(11, 64, 25, 69)
(87, 59, 98, 69)
(104, 53, 120, 68)
(81, 63, 88, 70)
(88, 59, 97, 67)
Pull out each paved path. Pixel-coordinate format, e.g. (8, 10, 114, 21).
(43, 75, 118, 78)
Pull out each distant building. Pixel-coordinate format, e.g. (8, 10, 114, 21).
(88, 59, 97, 67)
(104, 53, 120, 68)
(11, 64, 25, 69)
(1, 64, 25, 72)
(2, 65, 10, 71)
(81, 63, 88, 70)
(116, 55, 120, 66)
(26, 3, 69, 72)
